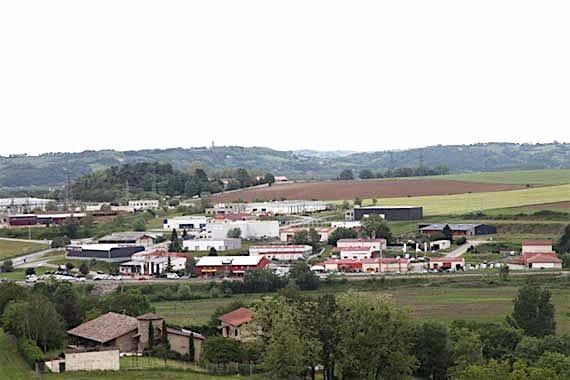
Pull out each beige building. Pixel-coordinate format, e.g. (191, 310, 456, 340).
(45, 348, 120, 373)
(219, 307, 253, 341)
(522, 240, 553, 254)
(67, 312, 204, 362)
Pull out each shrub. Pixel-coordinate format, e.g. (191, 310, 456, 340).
(456, 236, 467, 245)
(17, 338, 45, 368)
(1, 259, 14, 272)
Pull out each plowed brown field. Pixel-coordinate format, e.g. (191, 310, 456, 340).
(212, 179, 525, 202)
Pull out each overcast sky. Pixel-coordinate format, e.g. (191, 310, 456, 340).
(1, 1, 569, 156)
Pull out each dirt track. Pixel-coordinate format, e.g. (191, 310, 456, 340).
(213, 179, 525, 202)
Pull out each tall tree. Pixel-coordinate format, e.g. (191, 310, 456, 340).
(360, 214, 392, 241)
(168, 229, 182, 252)
(510, 282, 556, 337)
(414, 321, 452, 380)
(557, 225, 570, 254)
(338, 169, 354, 180)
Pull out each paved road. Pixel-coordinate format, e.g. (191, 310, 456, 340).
(4, 248, 60, 267)
(445, 240, 489, 258)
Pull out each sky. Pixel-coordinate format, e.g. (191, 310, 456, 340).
(1, 1, 569, 156)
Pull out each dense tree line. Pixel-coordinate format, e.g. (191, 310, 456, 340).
(71, 162, 275, 202)
(338, 165, 450, 181)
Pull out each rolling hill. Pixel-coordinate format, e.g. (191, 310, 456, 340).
(2, 142, 570, 188)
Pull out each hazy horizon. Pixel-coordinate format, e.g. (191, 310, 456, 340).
(2, 1, 569, 156)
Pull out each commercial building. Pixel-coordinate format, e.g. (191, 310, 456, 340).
(163, 216, 208, 231)
(427, 257, 465, 271)
(507, 240, 562, 270)
(249, 245, 312, 261)
(195, 255, 268, 277)
(279, 226, 337, 242)
(336, 238, 387, 251)
(183, 238, 241, 252)
(419, 223, 497, 237)
(119, 251, 192, 276)
(98, 232, 156, 248)
(346, 206, 423, 221)
(8, 213, 86, 226)
(207, 200, 330, 216)
(0, 197, 53, 213)
(522, 240, 554, 254)
(128, 200, 160, 211)
(66, 244, 144, 262)
(332, 246, 374, 260)
(203, 220, 279, 240)
(323, 258, 410, 273)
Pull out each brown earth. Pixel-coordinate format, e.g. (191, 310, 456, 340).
(212, 179, 525, 202)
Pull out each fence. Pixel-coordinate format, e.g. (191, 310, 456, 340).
(120, 355, 258, 376)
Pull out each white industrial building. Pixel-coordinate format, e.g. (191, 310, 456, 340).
(331, 221, 361, 229)
(128, 200, 160, 211)
(201, 220, 279, 240)
(120, 251, 191, 276)
(163, 216, 208, 231)
(249, 245, 312, 261)
(183, 239, 242, 252)
(333, 246, 374, 260)
(208, 200, 329, 215)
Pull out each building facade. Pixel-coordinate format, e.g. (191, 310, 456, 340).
(249, 245, 312, 261)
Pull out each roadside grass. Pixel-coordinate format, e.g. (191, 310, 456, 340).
(120, 356, 194, 370)
(340, 184, 570, 216)
(47, 258, 111, 273)
(0, 266, 51, 281)
(153, 284, 570, 335)
(0, 329, 34, 380)
(43, 370, 253, 380)
(0, 239, 49, 260)
(438, 169, 570, 186)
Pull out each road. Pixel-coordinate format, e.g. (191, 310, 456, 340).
(445, 240, 489, 258)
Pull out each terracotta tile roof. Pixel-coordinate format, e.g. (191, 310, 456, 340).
(522, 240, 553, 246)
(136, 313, 163, 321)
(219, 307, 252, 327)
(429, 257, 465, 263)
(67, 312, 138, 344)
(166, 327, 205, 340)
(525, 253, 562, 264)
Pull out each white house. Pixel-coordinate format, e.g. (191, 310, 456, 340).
(183, 239, 241, 252)
(249, 245, 312, 261)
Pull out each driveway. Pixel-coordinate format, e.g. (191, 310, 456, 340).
(445, 240, 489, 258)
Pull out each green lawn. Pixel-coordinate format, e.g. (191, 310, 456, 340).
(47, 258, 112, 273)
(0, 329, 34, 380)
(154, 294, 262, 326)
(439, 169, 570, 185)
(0, 266, 51, 281)
(0, 239, 48, 260)
(348, 184, 570, 216)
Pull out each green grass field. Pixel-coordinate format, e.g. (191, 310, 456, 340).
(0, 266, 51, 281)
(153, 285, 570, 334)
(0, 329, 34, 380)
(0, 239, 48, 260)
(439, 169, 570, 185)
(352, 184, 570, 215)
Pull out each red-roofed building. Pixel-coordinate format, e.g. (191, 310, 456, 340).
(324, 257, 410, 273)
(336, 238, 387, 251)
(427, 257, 465, 271)
(522, 240, 553, 254)
(249, 245, 312, 261)
(507, 252, 562, 270)
(219, 307, 253, 341)
(279, 226, 337, 242)
(332, 246, 374, 260)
